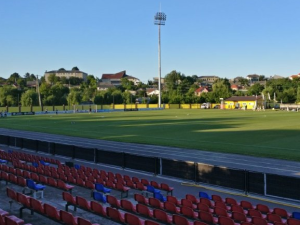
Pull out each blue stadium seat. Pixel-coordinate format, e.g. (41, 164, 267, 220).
(154, 192, 166, 202)
(95, 183, 111, 194)
(199, 191, 211, 200)
(93, 191, 107, 204)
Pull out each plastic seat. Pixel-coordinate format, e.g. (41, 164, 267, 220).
(7, 187, 17, 201)
(219, 216, 238, 225)
(30, 198, 44, 213)
(200, 197, 215, 208)
(40, 160, 50, 166)
(76, 196, 91, 210)
(154, 192, 166, 202)
(256, 204, 272, 215)
(252, 216, 271, 225)
(173, 214, 193, 225)
(136, 203, 153, 218)
(95, 183, 111, 194)
(121, 199, 136, 212)
(141, 178, 150, 186)
(91, 201, 107, 216)
(38, 175, 48, 185)
(288, 218, 300, 225)
(107, 195, 121, 208)
(134, 193, 149, 205)
(197, 202, 214, 213)
(153, 209, 172, 224)
(181, 199, 197, 210)
(47, 177, 57, 187)
(136, 182, 147, 191)
(248, 209, 267, 219)
(194, 221, 209, 225)
(126, 180, 136, 189)
(161, 183, 174, 195)
(116, 182, 130, 198)
(232, 204, 248, 215)
(241, 200, 254, 210)
(147, 185, 160, 196)
(85, 180, 95, 190)
(92, 192, 107, 204)
(214, 206, 231, 218)
(63, 192, 76, 205)
(181, 206, 198, 219)
(232, 211, 251, 223)
(132, 177, 140, 183)
(26, 179, 45, 191)
(292, 212, 300, 220)
(164, 201, 180, 214)
(273, 208, 291, 219)
(17, 193, 31, 207)
(212, 194, 224, 203)
(199, 211, 217, 224)
(9, 174, 17, 184)
(144, 220, 160, 225)
(125, 213, 144, 225)
(186, 194, 200, 204)
(57, 180, 74, 192)
(149, 198, 163, 209)
(167, 195, 180, 206)
(77, 217, 100, 225)
(44, 203, 61, 220)
(5, 215, 25, 225)
(60, 210, 78, 225)
(199, 191, 211, 200)
(106, 207, 125, 223)
(215, 201, 231, 211)
(226, 197, 239, 206)
(267, 213, 283, 223)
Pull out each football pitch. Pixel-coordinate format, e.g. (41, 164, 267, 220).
(1, 109, 300, 161)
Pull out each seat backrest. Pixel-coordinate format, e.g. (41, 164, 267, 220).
(153, 209, 170, 223)
(167, 196, 179, 205)
(76, 196, 90, 209)
(219, 216, 235, 225)
(215, 207, 229, 217)
(141, 178, 150, 186)
(256, 204, 270, 214)
(292, 212, 300, 220)
(154, 193, 166, 202)
(17, 193, 30, 207)
(44, 203, 60, 220)
(77, 217, 92, 225)
(199, 191, 211, 199)
(231, 205, 245, 214)
(273, 208, 288, 218)
(144, 220, 160, 225)
(194, 221, 209, 225)
(200, 198, 213, 207)
(95, 183, 104, 192)
(199, 211, 215, 223)
(125, 213, 142, 225)
(134, 194, 147, 204)
(215, 201, 228, 210)
(240, 200, 254, 209)
(6, 187, 17, 201)
(161, 183, 170, 190)
(136, 204, 152, 217)
(212, 195, 223, 203)
(26, 179, 35, 189)
(232, 211, 247, 222)
(288, 218, 300, 225)
(5, 216, 24, 225)
(30, 198, 44, 213)
(164, 201, 178, 213)
(91, 201, 106, 216)
(147, 185, 156, 193)
(248, 209, 263, 218)
(107, 195, 120, 208)
(197, 202, 210, 212)
(149, 198, 162, 209)
(150, 181, 159, 188)
(186, 194, 198, 203)
(180, 206, 195, 218)
(93, 192, 106, 204)
(106, 207, 123, 222)
(60, 210, 76, 225)
(121, 199, 135, 212)
(252, 216, 268, 225)
(226, 197, 238, 206)
(62, 192, 75, 204)
(267, 213, 282, 223)
(181, 199, 194, 208)
(173, 214, 190, 225)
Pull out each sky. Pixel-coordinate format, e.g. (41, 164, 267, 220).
(1, 0, 300, 83)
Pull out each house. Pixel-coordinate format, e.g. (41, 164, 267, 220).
(232, 77, 244, 83)
(246, 74, 260, 83)
(194, 87, 209, 96)
(97, 82, 115, 91)
(102, 71, 140, 86)
(198, 76, 219, 84)
(224, 96, 264, 110)
(230, 84, 240, 91)
(153, 77, 165, 84)
(270, 75, 285, 80)
(44, 68, 88, 83)
(289, 73, 300, 80)
(26, 81, 38, 88)
(146, 88, 159, 96)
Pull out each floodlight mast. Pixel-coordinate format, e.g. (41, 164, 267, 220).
(154, 12, 166, 108)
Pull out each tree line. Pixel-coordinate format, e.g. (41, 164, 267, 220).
(1, 70, 300, 107)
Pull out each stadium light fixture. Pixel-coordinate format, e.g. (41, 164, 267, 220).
(154, 11, 166, 108)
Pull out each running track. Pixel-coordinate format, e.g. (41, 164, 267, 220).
(1, 128, 300, 177)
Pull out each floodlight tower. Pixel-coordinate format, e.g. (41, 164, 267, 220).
(154, 11, 166, 108)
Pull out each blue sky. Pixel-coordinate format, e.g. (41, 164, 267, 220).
(1, 0, 300, 83)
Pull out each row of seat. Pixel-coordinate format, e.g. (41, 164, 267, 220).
(133, 193, 300, 225)
(0, 206, 32, 225)
(6, 188, 100, 225)
(185, 193, 300, 221)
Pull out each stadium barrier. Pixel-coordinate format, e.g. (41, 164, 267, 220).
(1, 135, 299, 201)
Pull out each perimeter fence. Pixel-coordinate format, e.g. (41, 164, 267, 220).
(0, 134, 299, 201)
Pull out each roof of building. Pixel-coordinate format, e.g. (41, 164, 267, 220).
(195, 87, 209, 93)
(225, 96, 262, 101)
(247, 74, 260, 78)
(231, 84, 239, 89)
(97, 82, 115, 88)
(198, 75, 219, 79)
(45, 69, 86, 74)
(102, 71, 126, 79)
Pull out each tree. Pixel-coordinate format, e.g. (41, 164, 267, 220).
(87, 75, 97, 88)
(48, 74, 59, 85)
(164, 70, 182, 91)
(211, 79, 232, 103)
(121, 78, 133, 90)
(247, 83, 264, 96)
(7, 72, 20, 84)
(297, 86, 300, 103)
(21, 90, 38, 106)
(72, 67, 79, 71)
(67, 89, 82, 105)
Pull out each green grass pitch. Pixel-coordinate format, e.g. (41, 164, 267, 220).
(1, 109, 300, 161)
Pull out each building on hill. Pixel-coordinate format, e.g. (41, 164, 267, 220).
(289, 73, 300, 80)
(97, 82, 115, 91)
(246, 74, 260, 83)
(270, 75, 285, 80)
(198, 75, 219, 84)
(102, 70, 140, 86)
(194, 87, 210, 96)
(44, 68, 88, 83)
(224, 96, 264, 110)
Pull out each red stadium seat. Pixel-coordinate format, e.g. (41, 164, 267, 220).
(60, 210, 78, 225)
(153, 209, 172, 224)
(91, 201, 107, 217)
(77, 217, 99, 225)
(76, 196, 91, 210)
(180, 206, 198, 219)
(30, 198, 44, 213)
(186, 194, 200, 204)
(199, 211, 217, 224)
(149, 198, 163, 209)
(125, 213, 144, 225)
(161, 183, 174, 195)
(107, 195, 121, 208)
(173, 214, 193, 225)
(106, 207, 125, 223)
(121, 199, 136, 213)
(134, 193, 149, 205)
(164, 201, 180, 214)
(136, 204, 153, 218)
(44, 203, 61, 220)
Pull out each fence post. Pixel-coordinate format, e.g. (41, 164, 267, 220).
(244, 170, 248, 196)
(264, 173, 267, 196)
